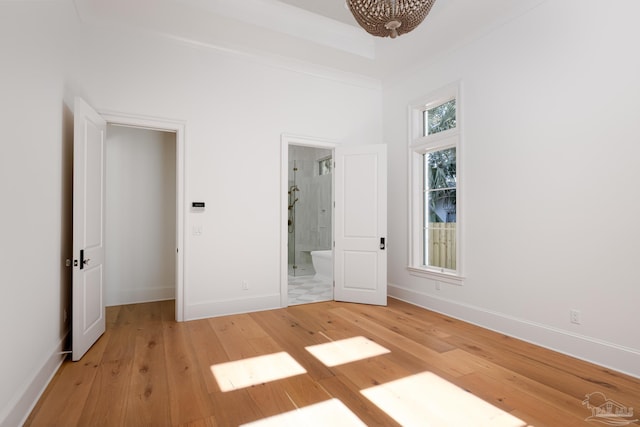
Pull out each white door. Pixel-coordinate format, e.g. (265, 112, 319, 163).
(72, 97, 107, 361)
(334, 144, 387, 305)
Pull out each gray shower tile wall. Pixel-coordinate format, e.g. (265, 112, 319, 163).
(288, 146, 332, 270)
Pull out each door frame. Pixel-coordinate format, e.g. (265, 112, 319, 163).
(101, 110, 186, 321)
(280, 134, 336, 307)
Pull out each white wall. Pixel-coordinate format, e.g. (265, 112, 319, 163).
(0, 3, 75, 426)
(0, 4, 382, 425)
(385, 0, 640, 378)
(68, 27, 383, 319)
(106, 125, 176, 306)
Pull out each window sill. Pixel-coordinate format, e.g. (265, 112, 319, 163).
(407, 266, 464, 286)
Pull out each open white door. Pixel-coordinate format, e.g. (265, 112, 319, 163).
(72, 97, 107, 361)
(334, 144, 387, 305)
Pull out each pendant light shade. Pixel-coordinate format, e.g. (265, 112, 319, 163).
(347, 0, 436, 39)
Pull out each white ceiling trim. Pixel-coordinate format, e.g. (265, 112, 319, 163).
(160, 30, 382, 90)
(182, 0, 375, 59)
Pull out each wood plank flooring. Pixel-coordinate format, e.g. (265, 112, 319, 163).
(25, 299, 640, 426)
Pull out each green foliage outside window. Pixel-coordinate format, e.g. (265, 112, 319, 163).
(425, 147, 456, 223)
(425, 99, 456, 136)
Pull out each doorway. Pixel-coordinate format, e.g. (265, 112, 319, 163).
(105, 125, 176, 307)
(280, 135, 336, 307)
(72, 99, 186, 361)
(280, 136, 389, 309)
(101, 112, 185, 321)
(287, 144, 333, 305)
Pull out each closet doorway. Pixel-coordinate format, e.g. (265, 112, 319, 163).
(105, 125, 177, 308)
(72, 100, 186, 360)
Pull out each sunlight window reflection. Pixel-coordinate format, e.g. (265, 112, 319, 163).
(305, 336, 390, 367)
(240, 398, 366, 427)
(361, 372, 528, 427)
(211, 352, 306, 392)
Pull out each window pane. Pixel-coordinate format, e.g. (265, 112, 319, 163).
(318, 157, 332, 175)
(426, 148, 456, 190)
(424, 99, 456, 136)
(423, 148, 457, 270)
(427, 189, 456, 223)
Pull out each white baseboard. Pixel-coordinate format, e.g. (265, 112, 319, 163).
(185, 293, 282, 321)
(0, 332, 69, 427)
(105, 286, 176, 307)
(388, 283, 640, 379)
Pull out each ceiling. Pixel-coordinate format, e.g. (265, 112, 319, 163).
(267, 0, 549, 78)
(276, 0, 357, 27)
(74, 0, 548, 80)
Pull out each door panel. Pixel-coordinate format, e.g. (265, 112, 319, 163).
(85, 122, 104, 247)
(343, 251, 378, 290)
(334, 144, 387, 305)
(83, 266, 103, 328)
(72, 97, 107, 361)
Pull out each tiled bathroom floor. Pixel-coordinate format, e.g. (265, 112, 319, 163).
(288, 275, 333, 306)
(288, 262, 314, 277)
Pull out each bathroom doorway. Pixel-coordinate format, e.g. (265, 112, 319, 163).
(282, 136, 335, 306)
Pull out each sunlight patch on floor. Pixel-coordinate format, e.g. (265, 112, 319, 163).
(361, 372, 528, 427)
(211, 352, 307, 392)
(240, 398, 367, 427)
(305, 336, 390, 367)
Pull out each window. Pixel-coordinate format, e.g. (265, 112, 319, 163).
(408, 84, 462, 284)
(424, 147, 456, 269)
(318, 156, 332, 176)
(424, 99, 456, 136)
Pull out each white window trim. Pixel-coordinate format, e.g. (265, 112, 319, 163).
(407, 82, 464, 285)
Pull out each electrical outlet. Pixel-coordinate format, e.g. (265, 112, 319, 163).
(242, 281, 249, 290)
(570, 309, 581, 325)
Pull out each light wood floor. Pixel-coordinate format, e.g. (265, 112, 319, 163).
(25, 298, 640, 426)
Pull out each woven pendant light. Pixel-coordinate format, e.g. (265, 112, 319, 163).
(347, 0, 436, 39)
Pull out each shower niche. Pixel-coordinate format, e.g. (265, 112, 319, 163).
(287, 145, 333, 278)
